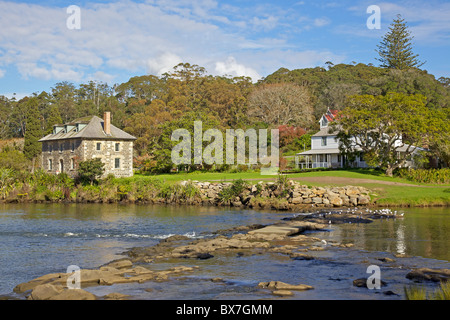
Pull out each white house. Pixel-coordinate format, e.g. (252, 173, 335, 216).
(295, 108, 421, 169)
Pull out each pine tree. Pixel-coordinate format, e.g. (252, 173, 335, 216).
(376, 14, 425, 70)
(23, 98, 43, 164)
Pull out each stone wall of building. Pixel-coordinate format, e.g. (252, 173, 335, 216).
(41, 139, 83, 178)
(41, 139, 134, 178)
(83, 140, 133, 178)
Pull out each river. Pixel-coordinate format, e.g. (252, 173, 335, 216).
(0, 203, 449, 299)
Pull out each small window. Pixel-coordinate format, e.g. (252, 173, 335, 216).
(71, 143, 75, 152)
(115, 143, 120, 152)
(96, 142, 101, 151)
(49, 145, 52, 152)
(114, 158, 120, 169)
(59, 144, 63, 152)
(70, 158, 75, 170)
(321, 137, 327, 146)
(48, 159, 52, 170)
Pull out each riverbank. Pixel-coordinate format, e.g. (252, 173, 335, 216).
(7, 207, 450, 300)
(2, 171, 449, 208)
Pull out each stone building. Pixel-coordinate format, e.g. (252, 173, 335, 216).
(39, 112, 136, 178)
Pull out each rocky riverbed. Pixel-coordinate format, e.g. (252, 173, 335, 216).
(6, 207, 450, 300)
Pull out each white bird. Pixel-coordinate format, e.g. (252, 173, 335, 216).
(321, 240, 327, 245)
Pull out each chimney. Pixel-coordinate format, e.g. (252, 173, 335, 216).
(104, 112, 111, 135)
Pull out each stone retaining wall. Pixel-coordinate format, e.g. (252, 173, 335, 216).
(179, 180, 371, 210)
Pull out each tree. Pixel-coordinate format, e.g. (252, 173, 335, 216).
(376, 14, 425, 70)
(23, 98, 43, 170)
(77, 158, 105, 185)
(45, 106, 63, 135)
(334, 92, 442, 176)
(247, 83, 314, 128)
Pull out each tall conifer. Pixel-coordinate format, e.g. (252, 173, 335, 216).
(376, 14, 425, 70)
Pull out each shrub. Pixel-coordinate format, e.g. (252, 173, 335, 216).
(395, 168, 450, 184)
(77, 158, 105, 185)
(218, 179, 248, 202)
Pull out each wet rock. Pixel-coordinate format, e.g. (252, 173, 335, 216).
(353, 278, 387, 288)
(103, 292, 130, 300)
(272, 290, 293, 296)
(258, 281, 313, 291)
(378, 257, 396, 263)
(406, 268, 450, 282)
(289, 253, 315, 260)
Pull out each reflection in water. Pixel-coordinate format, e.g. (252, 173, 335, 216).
(322, 207, 450, 262)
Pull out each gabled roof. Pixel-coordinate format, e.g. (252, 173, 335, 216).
(39, 115, 136, 142)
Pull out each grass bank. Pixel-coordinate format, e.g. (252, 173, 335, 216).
(137, 169, 450, 207)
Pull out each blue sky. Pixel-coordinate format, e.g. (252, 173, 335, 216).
(1, 0, 449, 99)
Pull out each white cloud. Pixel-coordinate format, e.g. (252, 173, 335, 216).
(313, 17, 331, 27)
(0, 0, 347, 87)
(146, 52, 183, 76)
(0, 69, 5, 78)
(214, 56, 261, 81)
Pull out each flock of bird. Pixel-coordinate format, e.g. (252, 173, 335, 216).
(310, 207, 405, 225)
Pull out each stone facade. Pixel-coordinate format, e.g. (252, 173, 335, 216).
(41, 139, 134, 178)
(83, 140, 134, 178)
(39, 113, 136, 178)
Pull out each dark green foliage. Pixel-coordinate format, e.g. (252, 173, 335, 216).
(45, 106, 63, 135)
(23, 98, 43, 161)
(77, 158, 105, 185)
(218, 178, 248, 202)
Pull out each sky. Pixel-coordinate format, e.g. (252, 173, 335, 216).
(0, 0, 449, 99)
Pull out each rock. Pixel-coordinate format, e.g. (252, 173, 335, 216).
(272, 290, 293, 296)
(49, 289, 97, 300)
(104, 259, 133, 270)
(345, 187, 360, 196)
(195, 253, 214, 260)
(259, 281, 313, 291)
(14, 272, 64, 294)
(312, 197, 322, 204)
(405, 268, 450, 282)
(291, 197, 303, 204)
(28, 284, 64, 300)
(330, 197, 343, 207)
(358, 195, 371, 205)
(289, 253, 315, 260)
(378, 257, 396, 263)
(103, 292, 130, 300)
(353, 278, 387, 288)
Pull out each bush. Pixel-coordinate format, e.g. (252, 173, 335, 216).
(77, 158, 105, 185)
(218, 179, 248, 202)
(395, 168, 450, 184)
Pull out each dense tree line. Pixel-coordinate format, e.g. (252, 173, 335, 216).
(1, 60, 449, 172)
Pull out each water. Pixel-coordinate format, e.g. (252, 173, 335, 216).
(0, 203, 449, 299)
